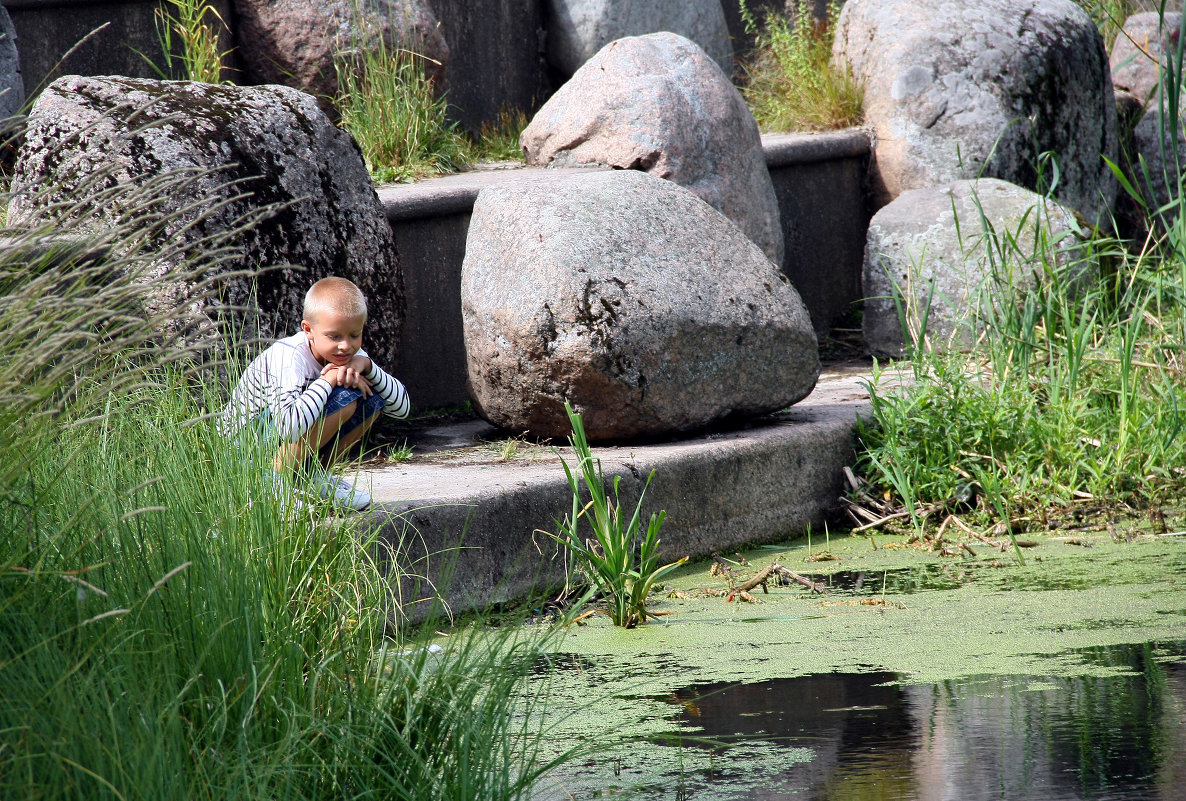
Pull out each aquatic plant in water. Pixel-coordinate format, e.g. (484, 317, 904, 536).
(550, 403, 687, 628)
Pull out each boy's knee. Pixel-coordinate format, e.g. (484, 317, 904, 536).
(362, 392, 385, 418)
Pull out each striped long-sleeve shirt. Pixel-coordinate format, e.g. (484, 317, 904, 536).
(220, 331, 410, 442)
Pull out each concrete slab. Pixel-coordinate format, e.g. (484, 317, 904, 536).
(354, 363, 879, 622)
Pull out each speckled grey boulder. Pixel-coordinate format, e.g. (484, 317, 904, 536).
(1110, 12, 1181, 105)
(234, 0, 448, 108)
(461, 169, 818, 441)
(545, 0, 732, 77)
(9, 76, 404, 367)
(834, 0, 1117, 224)
(522, 32, 783, 267)
(0, 6, 24, 121)
(863, 179, 1085, 357)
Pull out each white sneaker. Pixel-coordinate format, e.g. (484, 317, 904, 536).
(266, 471, 306, 511)
(309, 471, 372, 511)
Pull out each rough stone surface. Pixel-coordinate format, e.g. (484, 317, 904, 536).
(233, 0, 448, 108)
(7, 0, 237, 95)
(0, 6, 24, 121)
(9, 76, 403, 368)
(545, 0, 732, 77)
(863, 179, 1083, 357)
(523, 32, 783, 266)
(1131, 107, 1186, 226)
(360, 366, 872, 623)
(461, 169, 818, 441)
(1110, 12, 1182, 105)
(834, 0, 1118, 223)
(427, 0, 548, 134)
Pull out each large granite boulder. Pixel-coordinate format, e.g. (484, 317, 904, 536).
(0, 6, 23, 121)
(9, 76, 403, 367)
(461, 169, 818, 441)
(834, 0, 1118, 224)
(233, 0, 448, 109)
(545, 0, 733, 77)
(522, 32, 784, 267)
(1110, 12, 1182, 105)
(863, 179, 1085, 357)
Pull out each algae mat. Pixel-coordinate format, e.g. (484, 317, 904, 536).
(527, 530, 1186, 800)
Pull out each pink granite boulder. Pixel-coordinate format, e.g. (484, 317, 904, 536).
(461, 169, 818, 441)
(521, 32, 784, 267)
(233, 0, 448, 108)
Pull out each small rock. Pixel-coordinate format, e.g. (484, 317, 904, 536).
(523, 32, 783, 267)
(461, 169, 818, 441)
(1110, 12, 1182, 105)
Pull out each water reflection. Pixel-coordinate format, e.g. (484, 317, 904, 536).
(554, 642, 1186, 800)
(670, 642, 1186, 800)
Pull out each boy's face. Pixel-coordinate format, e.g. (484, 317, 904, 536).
(301, 310, 366, 367)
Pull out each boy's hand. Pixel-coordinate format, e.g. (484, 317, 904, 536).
(321, 362, 373, 397)
(347, 354, 373, 375)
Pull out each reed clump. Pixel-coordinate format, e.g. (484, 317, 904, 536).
(0, 111, 573, 800)
(739, 0, 863, 132)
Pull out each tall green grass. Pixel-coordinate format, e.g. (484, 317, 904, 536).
(0, 112, 576, 799)
(738, 0, 863, 132)
(334, 36, 471, 184)
(858, 158, 1186, 533)
(150, 0, 232, 83)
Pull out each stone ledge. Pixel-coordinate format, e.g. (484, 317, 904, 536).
(378, 165, 607, 222)
(379, 130, 873, 221)
(761, 129, 873, 168)
(352, 364, 877, 622)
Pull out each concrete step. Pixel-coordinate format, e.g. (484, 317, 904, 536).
(352, 363, 877, 622)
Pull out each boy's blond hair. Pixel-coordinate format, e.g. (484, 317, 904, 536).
(303, 277, 367, 321)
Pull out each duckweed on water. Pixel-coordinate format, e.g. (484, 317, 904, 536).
(520, 530, 1186, 799)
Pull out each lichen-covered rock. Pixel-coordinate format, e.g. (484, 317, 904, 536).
(234, 0, 448, 108)
(545, 0, 732, 77)
(522, 32, 783, 267)
(863, 179, 1085, 357)
(9, 76, 403, 366)
(461, 169, 818, 441)
(1110, 12, 1181, 105)
(0, 6, 24, 121)
(834, 0, 1117, 224)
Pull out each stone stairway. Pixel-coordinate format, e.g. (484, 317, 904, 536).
(351, 364, 878, 622)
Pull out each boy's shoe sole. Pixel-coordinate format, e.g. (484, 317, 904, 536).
(310, 471, 372, 511)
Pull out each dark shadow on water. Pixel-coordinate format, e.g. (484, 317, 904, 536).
(550, 641, 1186, 800)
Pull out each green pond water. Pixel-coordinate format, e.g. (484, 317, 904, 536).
(515, 530, 1186, 800)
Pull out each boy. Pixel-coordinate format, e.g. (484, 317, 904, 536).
(221, 277, 410, 510)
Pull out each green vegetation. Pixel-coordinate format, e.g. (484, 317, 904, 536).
(738, 0, 863, 132)
(1075, 0, 1153, 47)
(334, 38, 529, 183)
(0, 120, 571, 799)
(335, 39, 473, 184)
(152, 0, 231, 83)
(549, 404, 687, 628)
(857, 30, 1186, 542)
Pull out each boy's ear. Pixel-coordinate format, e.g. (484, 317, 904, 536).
(300, 319, 312, 335)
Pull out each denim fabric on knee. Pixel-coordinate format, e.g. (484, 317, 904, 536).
(318, 386, 385, 459)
